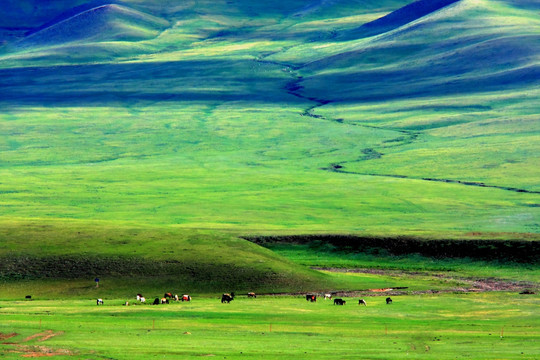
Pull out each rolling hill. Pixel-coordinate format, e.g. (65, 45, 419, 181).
(299, 0, 540, 101)
(11, 4, 169, 50)
(0, 0, 538, 293)
(344, 0, 461, 39)
(0, 220, 332, 297)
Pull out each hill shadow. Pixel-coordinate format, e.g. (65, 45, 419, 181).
(343, 0, 461, 40)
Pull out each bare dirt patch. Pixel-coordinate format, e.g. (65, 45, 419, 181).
(312, 267, 538, 296)
(12, 345, 74, 357)
(2, 330, 74, 357)
(0, 332, 19, 341)
(22, 330, 63, 343)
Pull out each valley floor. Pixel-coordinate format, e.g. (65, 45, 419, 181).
(0, 293, 538, 359)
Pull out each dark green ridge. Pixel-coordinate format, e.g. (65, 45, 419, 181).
(0, 222, 329, 293)
(245, 235, 540, 263)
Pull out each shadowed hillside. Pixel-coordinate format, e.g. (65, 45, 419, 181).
(11, 4, 169, 50)
(344, 0, 461, 39)
(0, 221, 331, 296)
(299, 0, 540, 101)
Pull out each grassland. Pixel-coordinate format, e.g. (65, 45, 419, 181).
(0, 0, 538, 235)
(0, 0, 538, 333)
(0, 294, 538, 359)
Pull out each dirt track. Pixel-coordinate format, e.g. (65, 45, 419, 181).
(1, 331, 72, 358)
(311, 267, 538, 296)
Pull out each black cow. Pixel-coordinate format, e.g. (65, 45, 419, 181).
(306, 294, 317, 302)
(221, 294, 234, 303)
(358, 299, 367, 306)
(334, 298, 346, 305)
(164, 292, 173, 299)
(153, 297, 160, 305)
(25, 295, 32, 300)
(386, 297, 392, 304)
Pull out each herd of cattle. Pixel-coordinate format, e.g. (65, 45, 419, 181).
(96, 292, 393, 306)
(307, 294, 392, 306)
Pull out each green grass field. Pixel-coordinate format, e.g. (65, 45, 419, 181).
(0, 0, 538, 234)
(0, 294, 538, 359)
(0, 0, 538, 356)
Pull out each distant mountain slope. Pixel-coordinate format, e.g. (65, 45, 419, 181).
(344, 0, 461, 39)
(13, 4, 169, 50)
(299, 0, 540, 102)
(24, 1, 127, 37)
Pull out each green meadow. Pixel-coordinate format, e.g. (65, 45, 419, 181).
(0, 0, 538, 234)
(0, 294, 539, 359)
(0, 0, 539, 357)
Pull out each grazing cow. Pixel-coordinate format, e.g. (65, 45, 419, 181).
(164, 292, 173, 299)
(306, 294, 317, 302)
(334, 298, 346, 305)
(174, 294, 180, 301)
(182, 295, 191, 302)
(247, 292, 256, 298)
(386, 297, 392, 304)
(324, 293, 332, 300)
(25, 295, 32, 300)
(221, 294, 234, 303)
(96, 298, 104, 305)
(161, 298, 169, 304)
(153, 297, 160, 305)
(136, 294, 143, 301)
(139, 297, 146, 303)
(358, 299, 367, 306)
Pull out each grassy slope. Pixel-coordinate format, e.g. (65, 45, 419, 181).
(0, 0, 538, 292)
(0, 0, 537, 234)
(299, 0, 540, 192)
(0, 220, 341, 297)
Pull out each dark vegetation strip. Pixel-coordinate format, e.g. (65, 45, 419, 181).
(0, 255, 280, 285)
(244, 235, 540, 263)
